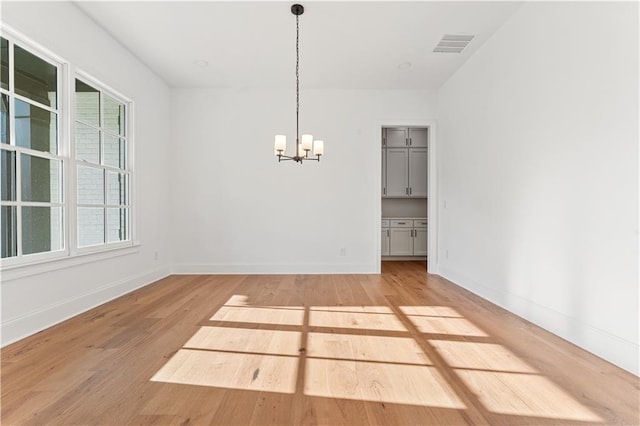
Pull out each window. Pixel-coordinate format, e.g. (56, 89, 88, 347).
(0, 28, 134, 268)
(75, 78, 130, 248)
(1, 36, 64, 260)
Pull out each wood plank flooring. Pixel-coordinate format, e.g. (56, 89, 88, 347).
(2, 262, 638, 425)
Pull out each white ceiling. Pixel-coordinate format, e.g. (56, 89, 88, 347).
(75, 1, 522, 90)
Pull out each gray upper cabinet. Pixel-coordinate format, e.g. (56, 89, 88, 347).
(385, 148, 409, 196)
(408, 128, 428, 148)
(382, 127, 428, 198)
(384, 128, 409, 147)
(383, 127, 428, 148)
(408, 148, 428, 197)
(382, 149, 387, 196)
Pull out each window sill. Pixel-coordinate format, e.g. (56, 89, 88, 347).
(0, 243, 141, 282)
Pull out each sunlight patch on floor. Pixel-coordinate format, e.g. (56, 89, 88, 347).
(309, 308, 407, 331)
(306, 332, 431, 365)
(210, 305, 304, 326)
(151, 349, 298, 394)
(185, 326, 302, 356)
(304, 358, 466, 408)
(151, 296, 603, 422)
(224, 294, 250, 306)
(399, 306, 464, 318)
(311, 306, 394, 314)
(456, 369, 602, 421)
(430, 340, 537, 373)
(406, 316, 489, 337)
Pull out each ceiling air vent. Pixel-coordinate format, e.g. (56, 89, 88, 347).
(433, 34, 475, 53)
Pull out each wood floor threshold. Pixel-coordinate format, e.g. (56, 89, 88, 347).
(1, 262, 638, 425)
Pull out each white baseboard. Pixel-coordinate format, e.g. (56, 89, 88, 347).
(1, 266, 171, 347)
(172, 263, 376, 275)
(438, 266, 640, 376)
(382, 256, 427, 261)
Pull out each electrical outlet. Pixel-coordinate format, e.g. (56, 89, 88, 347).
(340, 247, 346, 257)
(154, 251, 159, 261)
(445, 249, 449, 259)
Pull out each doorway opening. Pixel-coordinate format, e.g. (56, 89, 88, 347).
(377, 121, 437, 275)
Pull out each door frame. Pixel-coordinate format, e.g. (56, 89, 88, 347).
(375, 119, 438, 274)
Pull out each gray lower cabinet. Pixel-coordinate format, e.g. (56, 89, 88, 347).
(389, 228, 413, 255)
(413, 228, 428, 256)
(383, 218, 427, 257)
(381, 220, 390, 256)
(413, 219, 428, 256)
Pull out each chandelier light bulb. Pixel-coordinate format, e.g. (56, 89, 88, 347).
(274, 135, 286, 155)
(313, 140, 324, 156)
(301, 134, 313, 151)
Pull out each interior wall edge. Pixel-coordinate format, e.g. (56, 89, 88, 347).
(439, 266, 640, 376)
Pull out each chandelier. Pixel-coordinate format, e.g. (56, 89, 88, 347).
(274, 4, 324, 163)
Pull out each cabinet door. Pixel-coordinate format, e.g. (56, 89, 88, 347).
(408, 148, 428, 197)
(413, 228, 428, 256)
(381, 228, 390, 256)
(386, 148, 409, 197)
(385, 128, 408, 147)
(382, 149, 387, 197)
(389, 228, 413, 255)
(408, 128, 428, 148)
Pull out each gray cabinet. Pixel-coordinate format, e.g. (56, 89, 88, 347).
(382, 218, 427, 257)
(382, 127, 428, 198)
(413, 219, 428, 256)
(385, 148, 409, 197)
(381, 220, 390, 256)
(382, 149, 387, 196)
(382, 148, 429, 198)
(408, 128, 428, 148)
(413, 229, 428, 255)
(382, 127, 428, 148)
(389, 220, 413, 255)
(408, 148, 428, 197)
(389, 228, 413, 256)
(384, 128, 408, 147)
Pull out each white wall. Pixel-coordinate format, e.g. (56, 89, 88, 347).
(170, 88, 436, 273)
(437, 2, 639, 374)
(0, 2, 172, 345)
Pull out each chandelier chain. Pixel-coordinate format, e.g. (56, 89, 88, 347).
(296, 14, 300, 145)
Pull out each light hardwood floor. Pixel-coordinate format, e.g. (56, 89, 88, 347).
(2, 262, 638, 425)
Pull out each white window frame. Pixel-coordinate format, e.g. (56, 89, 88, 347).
(0, 28, 69, 268)
(72, 71, 135, 255)
(0, 25, 137, 272)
